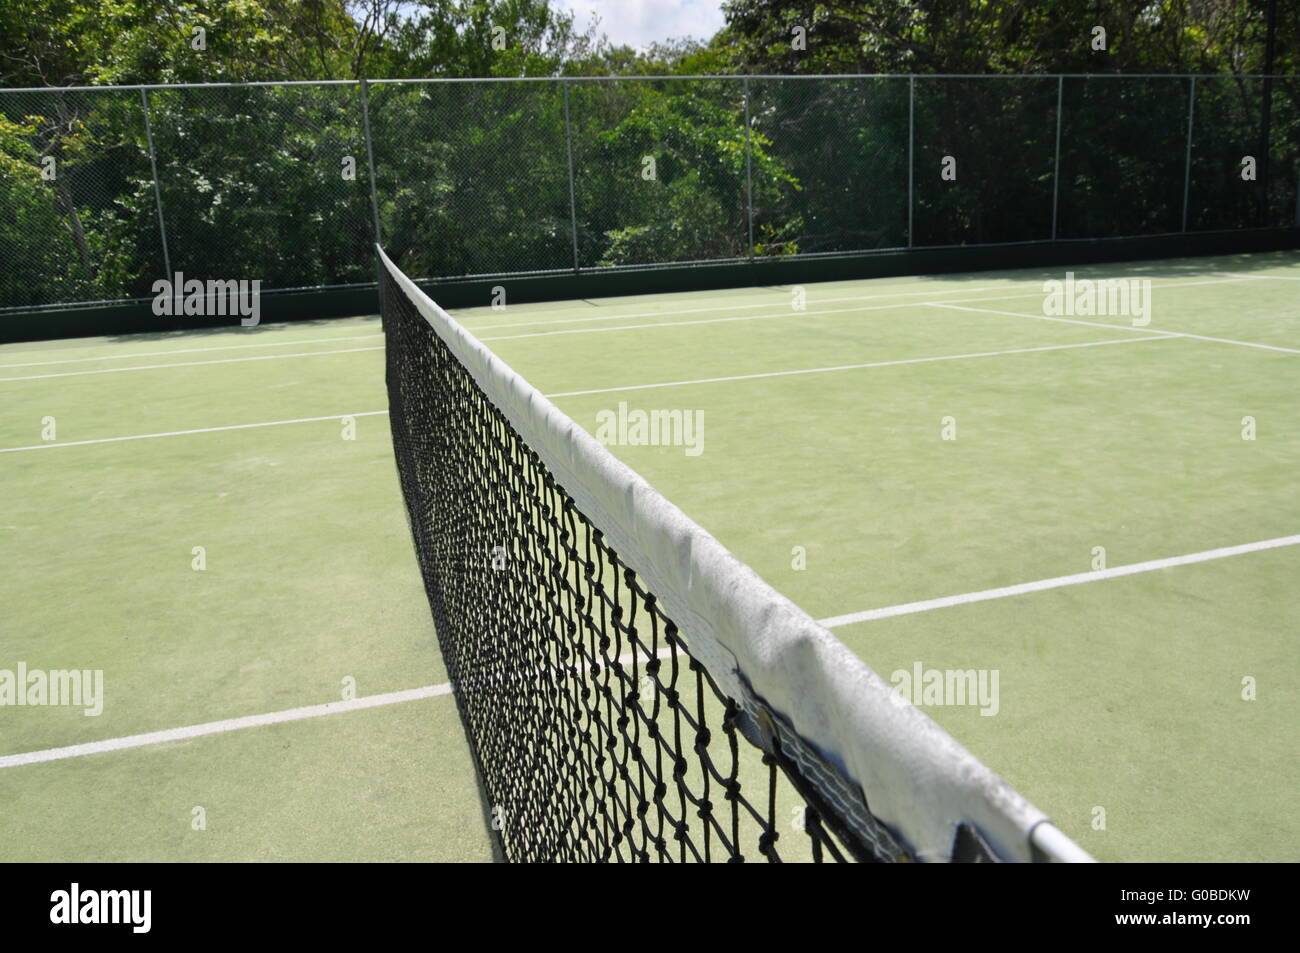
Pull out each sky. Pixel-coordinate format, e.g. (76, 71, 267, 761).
(552, 0, 726, 50)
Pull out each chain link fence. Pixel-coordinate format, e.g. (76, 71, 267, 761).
(1189, 75, 1300, 231)
(913, 76, 1060, 246)
(1, 74, 1297, 311)
(370, 80, 572, 279)
(750, 77, 909, 254)
(0, 87, 165, 309)
(568, 77, 750, 269)
(145, 83, 375, 291)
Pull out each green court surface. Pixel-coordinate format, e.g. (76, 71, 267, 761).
(2, 250, 1297, 862)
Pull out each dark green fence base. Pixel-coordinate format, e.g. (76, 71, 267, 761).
(420, 227, 1299, 310)
(4, 228, 1296, 345)
(0, 286, 380, 344)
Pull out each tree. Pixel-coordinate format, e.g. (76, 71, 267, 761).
(716, 0, 1297, 76)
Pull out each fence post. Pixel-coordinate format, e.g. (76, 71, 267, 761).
(563, 81, 581, 275)
(744, 77, 754, 260)
(1182, 76, 1196, 233)
(359, 78, 383, 248)
(1051, 75, 1063, 241)
(139, 88, 172, 281)
(1260, 79, 1274, 226)
(907, 76, 915, 248)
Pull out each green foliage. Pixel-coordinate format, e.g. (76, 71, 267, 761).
(718, 0, 1297, 76)
(598, 171, 735, 266)
(145, 84, 374, 285)
(381, 0, 602, 79)
(752, 220, 801, 257)
(0, 90, 155, 307)
(570, 79, 797, 266)
(367, 80, 573, 278)
(0, 0, 1295, 309)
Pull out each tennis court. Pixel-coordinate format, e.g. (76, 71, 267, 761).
(1, 248, 1297, 862)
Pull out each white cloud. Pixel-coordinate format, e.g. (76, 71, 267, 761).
(553, 0, 725, 50)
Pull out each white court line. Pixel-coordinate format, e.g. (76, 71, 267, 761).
(0, 301, 1010, 380)
(0, 345, 384, 382)
(458, 275, 1259, 336)
(0, 333, 383, 370)
(0, 271, 1270, 372)
(1153, 331, 1300, 355)
(468, 275, 1262, 341)
(6, 532, 1295, 768)
(0, 648, 678, 768)
(0, 685, 450, 769)
(922, 275, 1262, 309)
(0, 272, 1267, 370)
(0, 411, 388, 453)
(0, 276, 1265, 380)
(0, 336, 1171, 453)
(459, 273, 1267, 332)
(461, 285, 1002, 332)
(476, 291, 1169, 343)
(931, 303, 1185, 336)
(546, 334, 1175, 398)
(477, 301, 927, 341)
(932, 302, 1300, 355)
(459, 274, 1266, 334)
(819, 533, 1300, 629)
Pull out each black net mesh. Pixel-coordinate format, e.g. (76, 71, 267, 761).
(380, 259, 891, 863)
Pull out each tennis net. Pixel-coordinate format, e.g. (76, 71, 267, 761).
(378, 245, 1091, 863)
